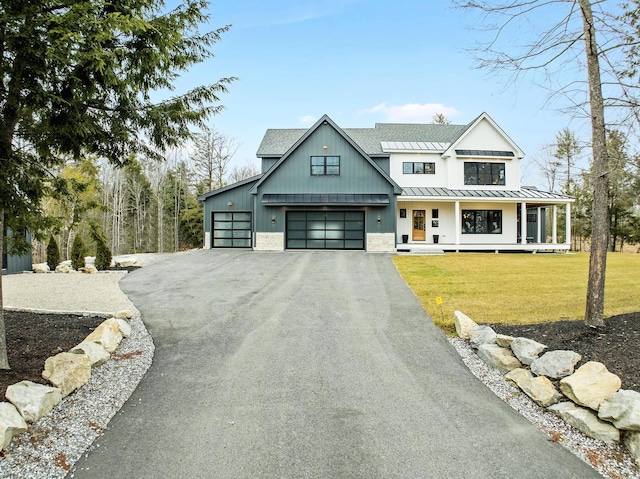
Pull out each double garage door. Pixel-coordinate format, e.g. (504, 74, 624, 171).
(286, 211, 365, 250)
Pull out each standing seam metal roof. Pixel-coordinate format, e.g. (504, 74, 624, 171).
(400, 186, 574, 201)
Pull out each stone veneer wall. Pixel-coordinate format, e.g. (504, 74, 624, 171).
(366, 233, 397, 253)
(203, 232, 211, 250)
(254, 232, 284, 251)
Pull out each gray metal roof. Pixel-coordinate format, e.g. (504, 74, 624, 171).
(257, 122, 467, 157)
(381, 141, 450, 151)
(400, 186, 574, 201)
(261, 193, 389, 206)
(197, 174, 263, 201)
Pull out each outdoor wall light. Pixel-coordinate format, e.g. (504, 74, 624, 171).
(271, 216, 275, 224)
(323, 145, 328, 150)
(227, 201, 233, 207)
(377, 215, 381, 224)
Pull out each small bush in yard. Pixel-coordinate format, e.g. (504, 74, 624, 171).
(70, 234, 86, 270)
(91, 225, 112, 271)
(46, 235, 60, 270)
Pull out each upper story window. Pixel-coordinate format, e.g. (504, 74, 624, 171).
(403, 162, 435, 174)
(311, 156, 340, 176)
(464, 162, 505, 185)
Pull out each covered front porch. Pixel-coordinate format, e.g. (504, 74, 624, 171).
(396, 186, 574, 253)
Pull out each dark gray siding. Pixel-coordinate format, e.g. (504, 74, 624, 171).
(261, 158, 278, 173)
(258, 124, 395, 195)
(2, 230, 32, 274)
(255, 123, 397, 235)
(255, 205, 394, 235)
(372, 157, 390, 174)
(202, 181, 258, 236)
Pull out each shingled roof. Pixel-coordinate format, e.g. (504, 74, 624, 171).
(256, 122, 467, 157)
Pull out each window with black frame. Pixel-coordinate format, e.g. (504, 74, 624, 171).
(310, 156, 340, 176)
(461, 210, 502, 234)
(403, 162, 436, 174)
(464, 162, 505, 185)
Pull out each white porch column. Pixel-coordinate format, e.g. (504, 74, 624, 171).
(536, 207, 542, 243)
(455, 201, 461, 245)
(552, 205, 558, 244)
(565, 203, 572, 246)
(520, 202, 527, 244)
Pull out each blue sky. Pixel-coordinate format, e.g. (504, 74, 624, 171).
(171, 0, 594, 187)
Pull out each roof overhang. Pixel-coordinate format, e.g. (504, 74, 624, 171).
(261, 193, 390, 206)
(399, 187, 574, 204)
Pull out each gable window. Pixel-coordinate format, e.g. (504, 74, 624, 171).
(464, 162, 505, 185)
(461, 210, 502, 234)
(403, 162, 435, 174)
(311, 156, 340, 176)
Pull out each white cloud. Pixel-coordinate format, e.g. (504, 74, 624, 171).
(240, 0, 365, 28)
(298, 115, 317, 125)
(360, 102, 460, 123)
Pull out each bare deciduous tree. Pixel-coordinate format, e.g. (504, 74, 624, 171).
(228, 161, 261, 184)
(453, 0, 630, 328)
(192, 126, 239, 191)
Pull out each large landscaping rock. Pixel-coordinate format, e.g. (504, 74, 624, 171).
(504, 368, 562, 407)
(625, 431, 640, 464)
(454, 311, 477, 339)
(510, 337, 547, 365)
(70, 341, 111, 367)
(598, 390, 640, 431)
(79, 265, 98, 274)
(495, 334, 515, 348)
(0, 402, 28, 450)
(530, 350, 582, 379)
(468, 325, 497, 349)
(559, 361, 621, 411)
(476, 344, 522, 373)
(549, 402, 620, 443)
(42, 352, 91, 398)
(116, 318, 132, 338)
(84, 318, 123, 353)
(55, 263, 72, 273)
(32, 263, 50, 273)
(5, 381, 62, 423)
(115, 256, 142, 268)
(115, 309, 135, 320)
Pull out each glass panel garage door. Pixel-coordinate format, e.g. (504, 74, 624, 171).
(213, 212, 252, 248)
(286, 211, 364, 250)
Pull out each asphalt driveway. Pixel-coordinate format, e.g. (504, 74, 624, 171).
(71, 250, 599, 478)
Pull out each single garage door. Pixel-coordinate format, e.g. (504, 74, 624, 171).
(286, 211, 365, 250)
(212, 212, 252, 248)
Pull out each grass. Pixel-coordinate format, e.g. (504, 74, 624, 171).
(392, 252, 640, 334)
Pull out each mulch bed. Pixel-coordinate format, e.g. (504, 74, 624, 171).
(0, 310, 638, 399)
(0, 311, 104, 397)
(491, 312, 640, 392)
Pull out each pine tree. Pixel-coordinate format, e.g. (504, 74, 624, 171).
(70, 235, 86, 270)
(46, 235, 60, 271)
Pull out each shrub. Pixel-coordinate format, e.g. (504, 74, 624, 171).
(70, 234, 86, 270)
(90, 223, 112, 270)
(46, 235, 60, 271)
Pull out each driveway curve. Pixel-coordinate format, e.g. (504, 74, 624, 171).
(71, 250, 599, 478)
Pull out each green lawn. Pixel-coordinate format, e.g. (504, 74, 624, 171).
(392, 252, 640, 333)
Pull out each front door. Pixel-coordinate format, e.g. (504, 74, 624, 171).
(412, 210, 425, 241)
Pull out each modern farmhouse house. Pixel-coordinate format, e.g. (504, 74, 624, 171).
(199, 113, 573, 253)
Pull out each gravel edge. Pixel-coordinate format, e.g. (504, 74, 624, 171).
(0, 316, 154, 479)
(449, 337, 640, 479)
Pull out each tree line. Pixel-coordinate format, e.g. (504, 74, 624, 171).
(533, 127, 640, 252)
(33, 136, 259, 264)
